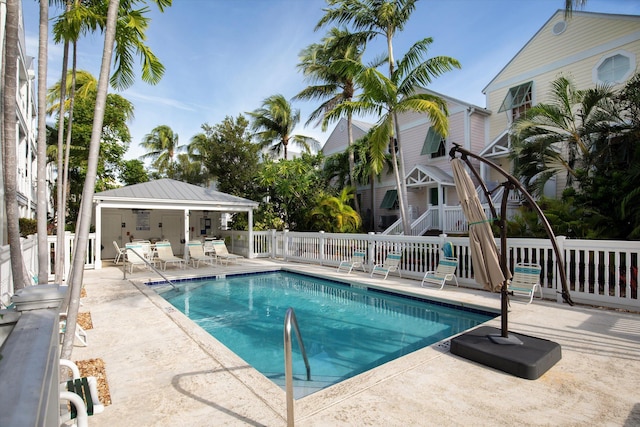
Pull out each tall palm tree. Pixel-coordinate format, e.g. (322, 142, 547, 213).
(61, 0, 172, 360)
(324, 37, 460, 233)
(36, 0, 58, 285)
(248, 94, 317, 160)
(141, 125, 184, 175)
(295, 28, 370, 212)
(51, 0, 168, 282)
(510, 76, 618, 196)
(317, 0, 421, 233)
(2, 0, 29, 290)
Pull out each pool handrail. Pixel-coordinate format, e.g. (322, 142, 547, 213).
(123, 247, 178, 290)
(284, 307, 311, 427)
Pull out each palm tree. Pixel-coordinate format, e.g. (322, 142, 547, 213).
(2, 0, 29, 290)
(51, 0, 168, 282)
(324, 38, 460, 232)
(36, 0, 57, 285)
(248, 94, 318, 160)
(61, 0, 172, 360)
(141, 125, 184, 176)
(295, 28, 370, 212)
(317, 0, 422, 233)
(310, 188, 362, 232)
(510, 76, 618, 196)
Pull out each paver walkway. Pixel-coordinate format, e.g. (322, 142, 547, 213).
(72, 259, 640, 426)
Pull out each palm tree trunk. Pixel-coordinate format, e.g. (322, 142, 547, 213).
(347, 113, 360, 213)
(3, 0, 28, 290)
(61, 0, 120, 360)
(394, 112, 411, 233)
(55, 1, 72, 284)
(36, 0, 50, 285)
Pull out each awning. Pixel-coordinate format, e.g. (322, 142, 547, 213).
(498, 81, 532, 112)
(420, 127, 443, 155)
(380, 189, 398, 209)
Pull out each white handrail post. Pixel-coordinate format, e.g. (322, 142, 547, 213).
(555, 236, 566, 303)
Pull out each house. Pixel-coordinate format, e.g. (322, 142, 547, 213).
(0, 0, 47, 245)
(323, 9, 640, 235)
(481, 10, 640, 198)
(322, 91, 489, 234)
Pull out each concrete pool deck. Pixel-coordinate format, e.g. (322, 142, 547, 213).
(72, 258, 640, 426)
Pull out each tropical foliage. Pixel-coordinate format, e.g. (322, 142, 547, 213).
(310, 188, 362, 232)
(510, 74, 640, 239)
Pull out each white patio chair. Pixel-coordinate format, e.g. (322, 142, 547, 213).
(421, 257, 459, 289)
(508, 262, 543, 304)
(370, 252, 402, 279)
(337, 250, 367, 273)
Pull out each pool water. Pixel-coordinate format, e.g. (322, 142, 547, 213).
(154, 271, 495, 398)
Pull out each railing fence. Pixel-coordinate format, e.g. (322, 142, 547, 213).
(2, 231, 637, 312)
(221, 230, 639, 312)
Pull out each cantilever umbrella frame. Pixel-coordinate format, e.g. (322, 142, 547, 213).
(448, 144, 573, 379)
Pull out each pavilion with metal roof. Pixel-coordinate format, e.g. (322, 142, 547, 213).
(93, 179, 258, 268)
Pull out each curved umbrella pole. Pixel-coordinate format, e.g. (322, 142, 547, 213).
(450, 143, 573, 337)
(449, 143, 574, 305)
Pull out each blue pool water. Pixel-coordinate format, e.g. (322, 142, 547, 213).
(153, 271, 496, 397)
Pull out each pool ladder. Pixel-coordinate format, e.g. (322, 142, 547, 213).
(284, 307, 311, 427)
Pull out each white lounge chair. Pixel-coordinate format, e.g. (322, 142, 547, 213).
(154, 241, 185, 270)
(112, 241, 125, 264)
(370, 252, 402, 279)
(211, 240, 243, 265)
(59, 359, 104, 427)
(337, 250, 367, 273)
(421, 257, 459, 289)
(187, 240, 216, 268)
(125, 243, 148, 273)
(508, 262, 543, 303)
(59, 312, 88, 347)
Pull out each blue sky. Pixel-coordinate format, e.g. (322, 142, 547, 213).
(22, 0, 640, 161)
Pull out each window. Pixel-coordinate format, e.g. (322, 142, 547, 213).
(594, 52, 634, 84)
(380, 189, 398, 209)
(421, 127, 446, 158)
(498, 81, 533, 122)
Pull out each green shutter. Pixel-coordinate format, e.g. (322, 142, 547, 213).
(421, 127, 443, 155)
(498, 81, 533, 112)
(380, 190, 398, 209)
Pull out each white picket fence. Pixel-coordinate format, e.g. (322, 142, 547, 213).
(0, 233, 96, 308)
(1, 231, 637, 312)
(221, 230, 639, 312)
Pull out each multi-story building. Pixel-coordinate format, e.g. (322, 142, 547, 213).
(0, 0, 43, 245)
(322, 9, 640, 235)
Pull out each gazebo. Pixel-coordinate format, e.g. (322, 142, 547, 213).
(93, 179, 258, 268)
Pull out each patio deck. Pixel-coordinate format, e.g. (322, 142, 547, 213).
(71, 259, 640, 426)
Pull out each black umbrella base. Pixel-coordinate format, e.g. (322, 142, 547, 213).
(450, 326, 561, 380)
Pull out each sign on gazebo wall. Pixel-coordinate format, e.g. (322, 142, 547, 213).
(134, 210, 151, 231)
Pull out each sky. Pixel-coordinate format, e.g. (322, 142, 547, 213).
(21, 0, 640, 162)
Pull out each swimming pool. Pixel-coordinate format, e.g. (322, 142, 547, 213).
(152, 270, 496, 398)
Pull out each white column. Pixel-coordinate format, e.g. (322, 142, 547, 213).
(248, 209, 254, 259)
(95, 203, 102, 269)
(184, 209, 190, 260)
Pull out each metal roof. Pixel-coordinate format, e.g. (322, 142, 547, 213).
(94, 179, 258, 209)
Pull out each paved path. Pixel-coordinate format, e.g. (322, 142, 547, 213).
(72, 259, 640, 426)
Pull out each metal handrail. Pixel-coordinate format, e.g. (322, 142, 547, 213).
(123, 248, 178, 290)
(284, 307, 310, 427)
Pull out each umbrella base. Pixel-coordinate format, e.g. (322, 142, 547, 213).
(450, 326, 561, 380)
